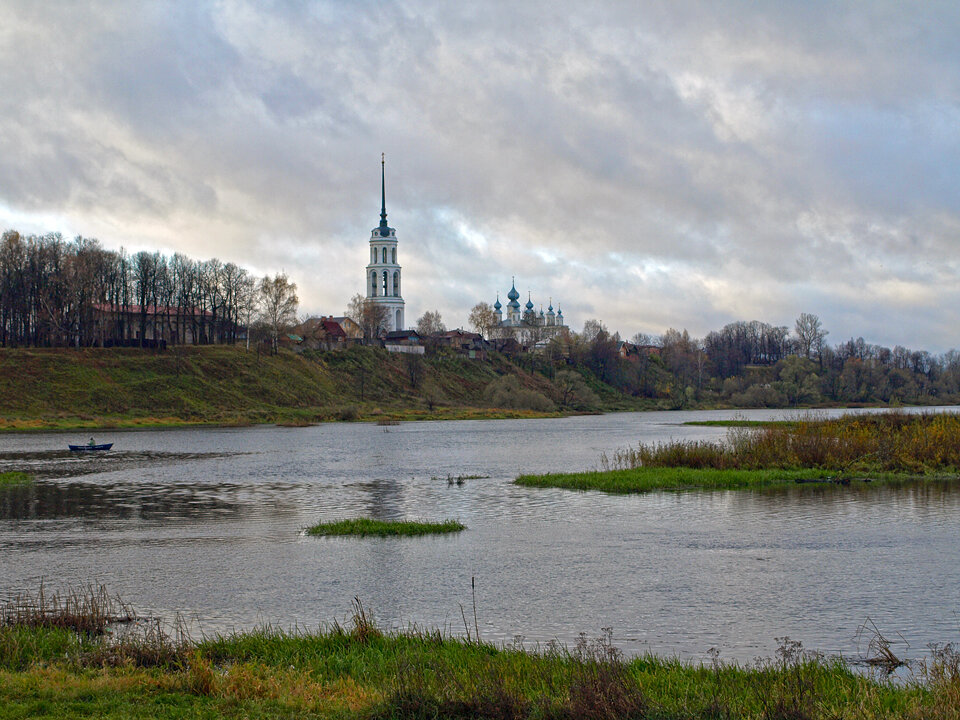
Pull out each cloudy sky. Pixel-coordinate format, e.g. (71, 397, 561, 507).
(2, 1, 958, 350)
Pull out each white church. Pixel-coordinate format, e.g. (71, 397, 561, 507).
(362, 157, 568, 340)
(365, 155, 405, 332)
(488, 278, 567, 342)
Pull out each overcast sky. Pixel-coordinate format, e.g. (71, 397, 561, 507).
(2, 1, 958, 350)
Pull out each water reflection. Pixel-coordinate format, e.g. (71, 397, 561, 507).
(0, 480, 247, 522)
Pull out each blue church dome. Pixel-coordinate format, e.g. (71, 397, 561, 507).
(493, 295, 502, 311)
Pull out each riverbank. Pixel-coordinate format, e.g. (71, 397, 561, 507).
(3, 346, 942, 433)
(1, 590, 955, 720)
(0, 345, 646, 432)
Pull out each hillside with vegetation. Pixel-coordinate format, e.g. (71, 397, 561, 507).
(3, 229, 960, 426)
(3, 323, 960, 432)
(0, 344, 638, 430)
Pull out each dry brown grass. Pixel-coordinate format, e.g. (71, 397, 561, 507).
(1, 584, 133, 636)
(606, 412, 960, 473)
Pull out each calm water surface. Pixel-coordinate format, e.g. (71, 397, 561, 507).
(2, 408, 959, 663)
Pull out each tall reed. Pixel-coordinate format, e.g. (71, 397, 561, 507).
(603, 412, 960, 473)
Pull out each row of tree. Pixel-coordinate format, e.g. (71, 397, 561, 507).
(0, 231, 298, 349)
(557, 313, 960, 408)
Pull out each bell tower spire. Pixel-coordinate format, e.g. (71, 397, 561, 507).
(379, 152, 389, 232)
(366, 153, 404, 332)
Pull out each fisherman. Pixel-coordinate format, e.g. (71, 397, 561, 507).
(88, 437, 95, 447)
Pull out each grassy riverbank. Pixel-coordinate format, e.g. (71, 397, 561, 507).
(0, 345, 645, 432)
(518, 412, 960, 494)
(1, 589, 957, 720)
(305, 518, 465, 537)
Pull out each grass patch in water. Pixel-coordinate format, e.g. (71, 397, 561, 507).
(684, 419, 799, 428)
(0, 472, 33, 487)
(305, 518, 465, 537)
(515, 466, 845, 494)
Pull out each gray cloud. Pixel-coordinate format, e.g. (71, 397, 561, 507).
(1, 0, 958, 350)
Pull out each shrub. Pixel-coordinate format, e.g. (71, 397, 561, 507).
(337, 405, 360, 421)
(483, 376, 555, 412)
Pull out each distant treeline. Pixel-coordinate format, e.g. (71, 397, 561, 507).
(0, 230, 256, 347)
(3, 228, 958, 409)
(557, 314, 960, 408)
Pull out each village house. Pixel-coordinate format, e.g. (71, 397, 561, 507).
(384, 329, 425, 354)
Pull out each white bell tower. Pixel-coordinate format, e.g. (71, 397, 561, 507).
(365, 154, 405, 332)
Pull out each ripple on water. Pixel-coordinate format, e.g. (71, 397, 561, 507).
(1, 409, 960, 662)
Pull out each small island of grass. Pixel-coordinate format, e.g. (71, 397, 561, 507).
(0, 471, 34, 487)
(306, 518, 465, 537)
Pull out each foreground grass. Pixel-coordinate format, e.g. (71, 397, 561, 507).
(306, 518, 465, 537)
(1, 616, 957, 719)
(0, 472, 33, 487)
(2, 586, 957, 720)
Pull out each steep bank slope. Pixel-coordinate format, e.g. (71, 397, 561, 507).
(0, 346, 639, 429)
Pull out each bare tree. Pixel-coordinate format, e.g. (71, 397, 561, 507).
(582, 319, 606, 343)
(258, 273, 299, 353)
(795, 312, 828, 361)
(630, 332, 655, 346)
(416, 310, 446, 337)
(347, 293, 390, 341)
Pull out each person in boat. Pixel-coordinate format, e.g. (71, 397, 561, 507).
(88, 437, 95, 447)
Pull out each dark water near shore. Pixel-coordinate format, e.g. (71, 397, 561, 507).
(2, 407, 959, 663)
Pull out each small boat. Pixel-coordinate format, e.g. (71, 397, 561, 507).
(68, 443, 113, 452)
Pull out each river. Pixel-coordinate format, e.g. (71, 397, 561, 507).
(2, 407, 959, 663)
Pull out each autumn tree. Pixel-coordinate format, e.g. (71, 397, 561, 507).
(258, 273, 299, 353)
(468, 302, 497, 338)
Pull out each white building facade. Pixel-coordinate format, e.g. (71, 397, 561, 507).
(365, 156, 405, 332)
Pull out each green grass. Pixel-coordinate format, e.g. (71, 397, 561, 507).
(515, 466, 851, 494)
(684, 419, 799, 427)
(305, 518, 466, 537)
(0, 472, 33, 487)
(1, 620, 956, 719)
